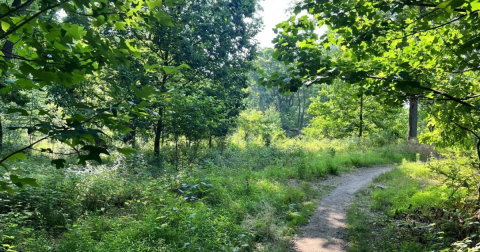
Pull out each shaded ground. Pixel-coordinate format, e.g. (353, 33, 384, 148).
(293, 166, 394, 252)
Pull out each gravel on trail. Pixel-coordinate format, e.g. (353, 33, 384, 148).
(293, 166, 394, 252)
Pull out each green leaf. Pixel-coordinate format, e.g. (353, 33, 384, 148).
(7, 153, 27, 162)
(147, 0, 163, 9)
(437, 0, 465, 12)
(114, 125, 133, 134)
(10, 175, 40, 188)
(7, 108, 29, 116)
(437, 0, 452, 9)
(0, 163, 9, 171)
(472, 0, 480, 10)
(156, 11, 174, 26)
(1, 21, 10, 31)
(294, 6, 301, 15)
(94, 15, 106, 26)
(114, 22, 126, 30)
(20, 178, 39, 187)
(78, 145, 110, 165)
(163, 66, 176, 74)
(144, 63, 161, 71)
(39, 110, 49, 116)
(63, 24, 85, 40)
(51, 159, 66, 169)
(165, 0, 174, 8)
(133, 85, 161, 99)
(117, 147, 138, 156)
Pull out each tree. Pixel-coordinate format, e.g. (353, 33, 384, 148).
(236, 108, 282, 146)
(130, 0, 260, 157)
(0, 0, 177, 192)
(259, 0, 480, 161)
(248, 48, 319, 134)
(305, 80, 407, 139)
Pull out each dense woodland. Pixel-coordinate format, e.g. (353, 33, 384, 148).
(0, 0, 480, 251)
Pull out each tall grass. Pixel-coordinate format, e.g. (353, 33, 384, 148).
(348, 155, 480, 252)
(0, 136, 423, 251)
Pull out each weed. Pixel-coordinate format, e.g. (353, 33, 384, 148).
(348, 157, 480, 252)
(0, 138, 419, 252)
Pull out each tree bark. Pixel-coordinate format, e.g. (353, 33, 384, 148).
(1, 0, 33, 61)
(0, 116, 3, 153)
(408, 96, 418, 140)
(359, 92, 364, 138)
(301, 87, 307, 128)
(259, 85, 265, 112)
(174, 134, 179, 170)
(476, 139, 480, 202)
(297, 90, 302, 128)
(0, 0, 20, 152)
(154, 107, 163, 157)
(131, 127, 136, 149)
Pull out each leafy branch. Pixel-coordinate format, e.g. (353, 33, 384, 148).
(403, 1, 468, 12)
(0, 136, 50, 165)
(0, 1, 65, 40)
(0, 0, 35, 20)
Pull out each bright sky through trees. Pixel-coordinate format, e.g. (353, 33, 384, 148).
(255, 0, 292, 48)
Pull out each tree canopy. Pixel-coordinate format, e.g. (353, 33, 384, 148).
(0, 0, 260, 192)
(259, 0, 480, 159)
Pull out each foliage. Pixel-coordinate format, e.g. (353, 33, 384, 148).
(305, 80, 408, 139)
(247, 48, 319, 133)
(0, 0, 183, 192)
(0, 0, 261, 193)
(348, 155, 480, 252)
(259, 0, 480, 160)
(235, 109, 283, 147)
(0, 136, 419, 251)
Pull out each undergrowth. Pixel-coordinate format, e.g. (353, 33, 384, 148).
(348, 154, 480, 252)
(0, 138, 421, 251)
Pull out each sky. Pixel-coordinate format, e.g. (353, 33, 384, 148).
(254, 0, 293, 48)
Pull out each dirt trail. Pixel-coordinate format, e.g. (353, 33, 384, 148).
(293, 166, 394, 252)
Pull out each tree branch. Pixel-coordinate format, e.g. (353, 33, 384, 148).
(452, 121, 480, 140)
(67, 10, 126, 17)
(403, 2, 467, 12)
(0, 1, 64, 41)
(451, 121, 480, 164)
(417, 86, 477, 108)
(0, 0, 35, 20)
(0, 136, 50, 164)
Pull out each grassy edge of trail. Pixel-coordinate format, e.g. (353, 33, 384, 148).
(1, 142, 422, 252)
(347, 157, 480, 252)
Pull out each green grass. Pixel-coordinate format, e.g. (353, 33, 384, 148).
(348, 157, 480, 252)
(0, 139, 422, 252)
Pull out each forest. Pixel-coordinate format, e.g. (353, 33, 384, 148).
(0, 0, 479, 251)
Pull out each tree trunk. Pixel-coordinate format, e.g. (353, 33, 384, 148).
(259, 86, 265, 112)
(301, 87, 307, 128)
(359, 92, 364, 138)
(1, 0, 33, 61)
(0, 0, 19, 152)
(174, 134, 179, 170)
(408, 96, 418, 140)
(209, 135, 212, 149)
(0, 116, 3, 153)
(476, 139, 480, 202)
(297, 91, 302, 128)
(154, 108, 163, 157)
(131, 127, 136, 149)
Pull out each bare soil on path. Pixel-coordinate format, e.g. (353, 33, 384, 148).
(292, 166, 394, 252)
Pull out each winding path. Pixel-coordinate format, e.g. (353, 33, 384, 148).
(293, 166, 394, 252)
